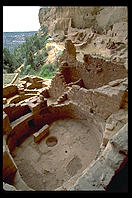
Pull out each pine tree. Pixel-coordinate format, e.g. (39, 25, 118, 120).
(3, 48, 18, 73)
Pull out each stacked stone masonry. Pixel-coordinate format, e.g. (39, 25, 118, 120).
(3, 40, 128, 191)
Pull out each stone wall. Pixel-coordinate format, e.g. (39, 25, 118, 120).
(77, 55, 127, 89)
(58, 40, 127, 90)
(3, 140, 17, 183)
(3, 85, 18, 99)
(68, 123, 128, 191)
(67, 78, 128, 120)
(3, 112, 12, 136)
(3, 103, 31, 122)
(7, 112, 34, 151)
(48, 72, 68, 99)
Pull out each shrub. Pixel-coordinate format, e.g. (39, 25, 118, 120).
(38, 63, 59, 78)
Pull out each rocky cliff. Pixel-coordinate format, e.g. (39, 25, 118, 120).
(38, 6, 128, 69)
(39, 6, 127, 38)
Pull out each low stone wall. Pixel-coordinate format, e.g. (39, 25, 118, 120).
(7, 112, 34, 151)
(3, 103, 31, 122)
(3, 85, 18, 99)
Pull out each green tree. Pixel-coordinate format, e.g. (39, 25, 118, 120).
(3, 47, 18, 73)
(5, 25, 50, 75)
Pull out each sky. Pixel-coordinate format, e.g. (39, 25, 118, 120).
(3, 6, 41, 32)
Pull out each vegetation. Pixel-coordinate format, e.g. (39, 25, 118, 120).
(3, 48, 19, 73)
(3, 25, 59, 79)
(38, 63, 59, 79)
(3, 73, 17, 85)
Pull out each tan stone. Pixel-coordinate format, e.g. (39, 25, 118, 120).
(33, 124, 49, 143)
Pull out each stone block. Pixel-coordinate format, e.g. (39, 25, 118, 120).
(33, 124, 49, 143)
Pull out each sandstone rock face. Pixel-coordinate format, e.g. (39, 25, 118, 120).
(39, 6, 128, 70)
(39, 7, 102, 34)
(39, 6, 127, 39)
(96, 7, 127, 30)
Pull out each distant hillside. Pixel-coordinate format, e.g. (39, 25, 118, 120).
(3, 31, 37, 52)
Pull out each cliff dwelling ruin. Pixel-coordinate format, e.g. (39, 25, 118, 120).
(3, 39, 128, 191)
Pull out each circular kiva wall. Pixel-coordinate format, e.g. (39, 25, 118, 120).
(3, 111, 103, 190)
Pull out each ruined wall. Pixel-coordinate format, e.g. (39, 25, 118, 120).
(3, 145, 17, 182)
(48, 101, 103, 150)
(7, 112, 34, 151)
(58, 41, 127, 90)
(77, 55, 127, 89)
(67, 77, 128, 120)
(3, 85, 18, 99)
(58, 40, 80, 83)
(48, 72, 68, 99)
(3, 103, 31, 122)
(68, 123, 128, 191)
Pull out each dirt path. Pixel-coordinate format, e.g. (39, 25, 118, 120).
(12, 118, 101, 190)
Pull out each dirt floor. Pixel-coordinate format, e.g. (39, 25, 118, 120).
(12, 118, 101, 190)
